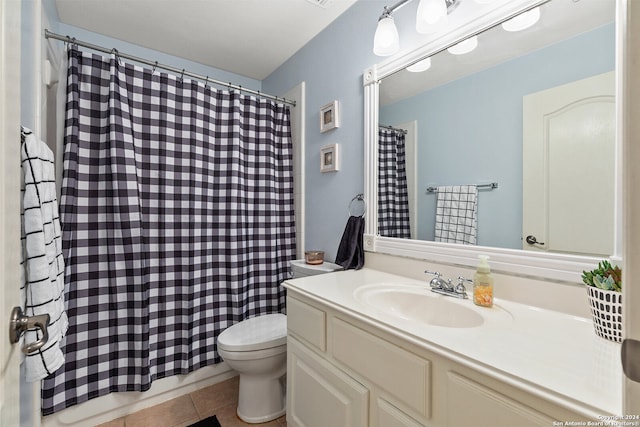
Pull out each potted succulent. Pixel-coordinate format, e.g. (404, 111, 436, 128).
(582, 260, 622, 342)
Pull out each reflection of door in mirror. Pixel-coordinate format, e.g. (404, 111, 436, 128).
(523, 71, 614, 256)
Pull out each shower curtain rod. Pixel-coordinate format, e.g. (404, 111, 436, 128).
(44, 29, 296, 107)
(379, 124, 407, 134)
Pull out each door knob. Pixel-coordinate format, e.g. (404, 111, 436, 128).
(9, 306, 50, 354)
(525, 235, 545, 245)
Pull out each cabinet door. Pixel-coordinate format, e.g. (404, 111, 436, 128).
(287, 337, 369, 427)
(331, 317, 431, 420)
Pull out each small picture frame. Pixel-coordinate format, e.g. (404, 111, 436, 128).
(320, 143, 339, 173)
(320, 100, 340, 133)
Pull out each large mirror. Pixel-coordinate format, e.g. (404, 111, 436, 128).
(364, 0, 619, 281)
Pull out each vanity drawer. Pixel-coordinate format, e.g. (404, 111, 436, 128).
(286, 296, 326, 352)
(331, 317, 431, 419)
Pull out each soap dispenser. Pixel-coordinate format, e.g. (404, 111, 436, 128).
(473, 255, 494, 307)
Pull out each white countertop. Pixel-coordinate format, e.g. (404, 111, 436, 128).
(283, 268, 623, 418)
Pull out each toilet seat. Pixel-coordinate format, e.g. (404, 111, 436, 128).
(217, 313, 286, 352)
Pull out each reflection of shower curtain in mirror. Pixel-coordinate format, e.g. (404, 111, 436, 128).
(378, 128, 411, 238)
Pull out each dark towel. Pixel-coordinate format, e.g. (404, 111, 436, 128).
(335, 215, 365, 270)
(188, 415, 222, 427)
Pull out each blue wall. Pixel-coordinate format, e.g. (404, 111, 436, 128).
(263, 2, 383, 261)
(380, 24, 615, 249)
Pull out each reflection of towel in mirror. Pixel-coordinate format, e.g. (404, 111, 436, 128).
(335, 215, 365, 270)
(434, 185, 478, 245)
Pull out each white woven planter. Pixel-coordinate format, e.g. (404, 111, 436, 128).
(586, 286, 622, 342)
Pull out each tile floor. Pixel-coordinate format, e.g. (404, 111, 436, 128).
(96, 376, 286, 427)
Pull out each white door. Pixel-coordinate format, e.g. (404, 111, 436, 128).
(623, 0, 640, 415)
(522, 71, 615, 256)
(0, 0, 24, 425)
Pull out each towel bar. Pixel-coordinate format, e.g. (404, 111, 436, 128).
(426, 182, 498, 193)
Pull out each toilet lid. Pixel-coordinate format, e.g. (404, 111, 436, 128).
(217, 313, 287, 352)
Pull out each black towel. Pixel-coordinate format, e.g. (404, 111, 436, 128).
(335, 215, 365, 270)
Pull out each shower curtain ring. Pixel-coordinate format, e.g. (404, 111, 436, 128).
(180, 69, 185, 81)
(111, 48, 122, 65)
(152, 61, 158, 73)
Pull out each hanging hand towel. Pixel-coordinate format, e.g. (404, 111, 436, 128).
(20, 127, 68, 382)
(335, 215, 365, 270)
(434, 185, 478, 245)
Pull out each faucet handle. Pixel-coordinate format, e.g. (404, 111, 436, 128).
(424, 270, 441, 278)
(455, 276, 472, 297)
(425, 270, 444, 289)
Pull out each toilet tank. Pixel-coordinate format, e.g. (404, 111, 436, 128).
(290, 259, 343, 278)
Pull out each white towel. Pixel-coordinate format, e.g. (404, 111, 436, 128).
(434, 185, 478, 245)
(20, 128, 68, 382)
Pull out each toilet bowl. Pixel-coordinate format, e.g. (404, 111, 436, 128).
(217, 313, 287, 423)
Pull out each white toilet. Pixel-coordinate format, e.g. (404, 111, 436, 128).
(217, 262, 341, 423)
(217, 313, 287, 423)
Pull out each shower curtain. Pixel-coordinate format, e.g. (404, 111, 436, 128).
(41, 46, 296, 415)
(378, 127, 411, 238)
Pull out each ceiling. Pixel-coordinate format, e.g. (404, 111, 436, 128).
(54, 0, 358, 81)
(380, 0, 615, 106)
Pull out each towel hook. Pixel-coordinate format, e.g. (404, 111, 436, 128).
(348, 194, 366, 217)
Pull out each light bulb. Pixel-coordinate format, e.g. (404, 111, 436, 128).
(416, 0, 448, 34)
(407, 57, 432, 72)
(373, 16, 400, 56)
(447, 36, 478, 55)
(502, 7, 540, 32)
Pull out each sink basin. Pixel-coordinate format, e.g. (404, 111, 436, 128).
(354, 283, 484, 328)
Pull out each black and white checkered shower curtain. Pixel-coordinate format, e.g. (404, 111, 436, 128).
(378, 128, 411, 238)
(41, 46, 296, 415)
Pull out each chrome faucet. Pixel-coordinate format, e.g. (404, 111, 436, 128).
(424, 270, 469, 299)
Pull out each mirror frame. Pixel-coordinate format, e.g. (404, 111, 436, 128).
(362, 0, 622, 283)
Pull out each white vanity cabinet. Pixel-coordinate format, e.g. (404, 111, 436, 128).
(285, 291, 596, 427)
(287, 293, 431, 427)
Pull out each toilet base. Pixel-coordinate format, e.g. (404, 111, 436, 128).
(237, 373, 286, 423)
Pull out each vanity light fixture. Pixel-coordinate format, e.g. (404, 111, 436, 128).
(501, 7, 541, 32)
(406, 57, 432, 72)
(373, 0, 460, 56)
(447, 35, 478, 54)
(373, 9, 401, 56)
